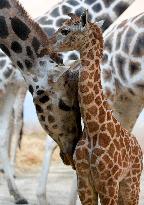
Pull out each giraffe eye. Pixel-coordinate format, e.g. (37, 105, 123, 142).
(61, 29, 70, 35)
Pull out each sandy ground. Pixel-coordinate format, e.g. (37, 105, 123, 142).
(0, 134, 81, 205)
(0, 163, 81, 205)
(0, 134, 144, 205)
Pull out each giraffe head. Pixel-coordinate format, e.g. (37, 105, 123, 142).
(0, 0, 67, 95)
(50, 10, 104, 53)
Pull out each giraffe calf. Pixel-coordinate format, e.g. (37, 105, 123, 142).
(50, 11, 143, 205)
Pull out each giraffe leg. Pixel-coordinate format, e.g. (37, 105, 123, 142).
(119, 150, 142, 205)
(77, 175, 98, 205)
(0, 108, 13, 174)
(0, 146, 28, 204)
(36, 136, 57, 205)
(0, 89, 28, 204)
(10, 86, 27, 176)
(118, 174, 141, 205)
(68, 173, 78, 205)
(99, 181, 119, 205)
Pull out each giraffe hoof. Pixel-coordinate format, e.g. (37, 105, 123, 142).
(16, 198, 28, 204)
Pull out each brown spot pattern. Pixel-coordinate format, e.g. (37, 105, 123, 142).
(75, 148, 89, 161)
(88, 105, 97, 116)
(87, 49, 94, 60)
(86, 112, 91, 121)
(98, 105, 105, 118)
(89, 64, 95, 71)
(93, 148, 105, 156)
(98, 161, 105, 171)
(102, 154, 111, 164)
(95, 95, 102, 106)
(79, 85, 89, 93)
(87, 81, 93, 87)
(108, 143, 115, 158)
(48, 115, 55, 123)
(99, 133, 110, 148)
(80, 70, 89, 81)
(87, 121, 99, 133)
(83, 92, 94, 105)
(107, 122, 115, 136)
(91, 38, 96, 45)
(81, 59, 90, 66)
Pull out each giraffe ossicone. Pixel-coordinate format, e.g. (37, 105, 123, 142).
(50, 11, 143, 205)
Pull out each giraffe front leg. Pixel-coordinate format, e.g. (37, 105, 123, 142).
(36, 136, 57, 205)
(0, 139, 28, 204)
(10, 86, 27, 176)
(0, 91, 28, 204)
(98, 181, 119, 205)
(68, 173, 78, 205)
(118, 172, 142, 205)
(77, 175, 98, 205)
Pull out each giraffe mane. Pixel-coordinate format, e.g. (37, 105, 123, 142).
(90, 23, 104, 58)
(11, 0, 49, 47)
(10, 0, 63, 64)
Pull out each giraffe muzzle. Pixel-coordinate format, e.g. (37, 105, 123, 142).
(60, 151, 75, 170)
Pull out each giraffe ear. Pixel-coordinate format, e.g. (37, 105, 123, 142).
(48, 65, 71, 83)
(80, 9, 88, 27)
(96, 20, 104, 28)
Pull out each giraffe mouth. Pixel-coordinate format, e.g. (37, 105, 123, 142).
(60, 152, 75, 170)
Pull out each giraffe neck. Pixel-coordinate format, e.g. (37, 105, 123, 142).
(0, 0, 48, 69)
(0, 0, 63, 92)
(0, 0, 63, 71)
(79, 25, 109, 135)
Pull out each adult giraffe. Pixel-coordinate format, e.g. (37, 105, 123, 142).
(0, 0, 82, 204)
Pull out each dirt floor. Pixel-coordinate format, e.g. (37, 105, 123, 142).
(0, 163, 81, 205)
(0, 134, 81, 205)
(0, 134, 144, 205)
